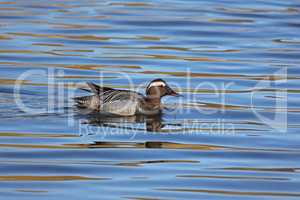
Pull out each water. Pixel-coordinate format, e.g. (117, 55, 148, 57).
(1, 0, 300, 199)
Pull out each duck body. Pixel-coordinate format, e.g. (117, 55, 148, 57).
(74, 79, 178, 116)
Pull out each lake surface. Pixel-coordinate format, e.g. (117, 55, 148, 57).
(1, 0, 300, 199)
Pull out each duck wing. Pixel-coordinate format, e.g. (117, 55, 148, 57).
(74, 82, 114, 109)
(86, 82, 114, 94)
(78, 82, 113, 94)
(75, 82, 145, 116)
(100, 90, 144, 116)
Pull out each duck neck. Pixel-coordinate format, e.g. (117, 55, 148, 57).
(146, 95, 161, 106)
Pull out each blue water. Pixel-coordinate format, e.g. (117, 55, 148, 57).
(0, 0, 300, 199)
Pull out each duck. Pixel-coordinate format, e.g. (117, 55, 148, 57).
(74, 79, 180, 116)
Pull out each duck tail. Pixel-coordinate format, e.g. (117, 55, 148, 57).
(73, 95, 93, 108)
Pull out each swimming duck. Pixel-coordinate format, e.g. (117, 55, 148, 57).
(74, 79, 180, 116)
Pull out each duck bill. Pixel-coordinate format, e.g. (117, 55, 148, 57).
(166, 86, 181, 97)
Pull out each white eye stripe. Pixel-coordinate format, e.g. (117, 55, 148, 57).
(148, 81, 166, 87)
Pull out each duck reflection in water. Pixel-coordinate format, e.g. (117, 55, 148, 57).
(77, 109, 165, 132)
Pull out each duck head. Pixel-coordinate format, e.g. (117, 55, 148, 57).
(146, 79, 179, 100)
